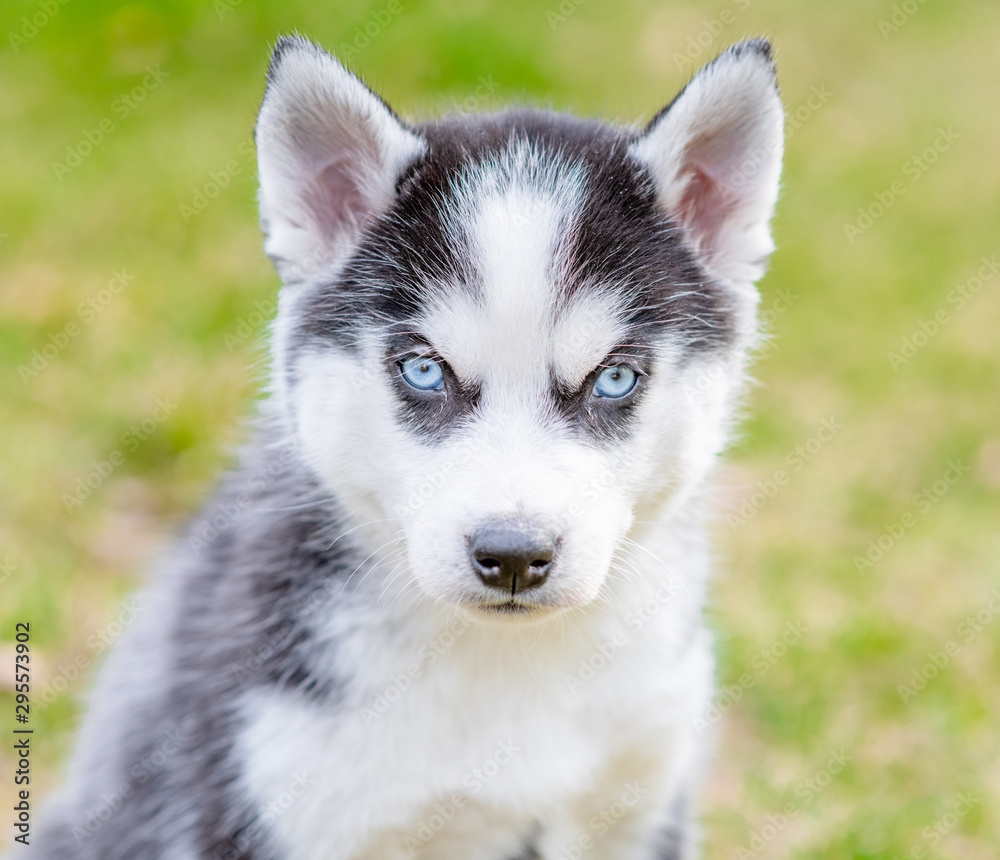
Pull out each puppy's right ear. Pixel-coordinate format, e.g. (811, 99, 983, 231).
(256, 36, 426, 282)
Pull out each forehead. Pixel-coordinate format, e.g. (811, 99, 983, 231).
(297, 110, 734, 372)
(419, 141, 631, 389)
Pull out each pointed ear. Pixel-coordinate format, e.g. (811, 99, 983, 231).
(255, 36, 426, 282)
(630, 39, 784, 286)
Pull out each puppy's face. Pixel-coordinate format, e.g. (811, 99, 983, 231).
(256, 38, 783, 621)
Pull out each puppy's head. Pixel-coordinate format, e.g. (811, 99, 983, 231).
(255, 37, 783, 622)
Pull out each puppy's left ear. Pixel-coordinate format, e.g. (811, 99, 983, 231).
(630, 39, 784, 286)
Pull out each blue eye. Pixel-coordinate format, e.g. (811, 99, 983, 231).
(399, 354, 445, 391)
(593, 364, 638, 399)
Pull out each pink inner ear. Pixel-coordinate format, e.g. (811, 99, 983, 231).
(305, 158, 373, 243)
(676, 163, 738, 255)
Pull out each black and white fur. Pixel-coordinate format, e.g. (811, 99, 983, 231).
(25, 36, 783, 860)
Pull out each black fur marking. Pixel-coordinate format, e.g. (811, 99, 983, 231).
(508, 841, 542, 860)
(30, 430, 370, 857)
(652, 789, 691, 859)
(180, 446, 367, 857)
(289, 108, 736, 445)
(291, 137, 479, 356)
(507, 822, 543, 859)
(384, 333, 483, 441)
(265, 34, 311, 86)
(32, 37, 775, 860)
(554, 344, 655, 443)
(562, 132, 735, 354)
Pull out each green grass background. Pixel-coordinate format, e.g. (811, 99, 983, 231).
(2, 0, 999, 855)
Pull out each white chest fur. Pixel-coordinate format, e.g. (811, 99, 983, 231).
(237, 583, 712, 860)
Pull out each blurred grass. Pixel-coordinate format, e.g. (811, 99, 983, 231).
(2, 0, 999, 855)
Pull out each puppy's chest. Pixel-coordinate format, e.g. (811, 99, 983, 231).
(238, 618, 685, 859)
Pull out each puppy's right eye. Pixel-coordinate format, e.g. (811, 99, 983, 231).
(592, 364, 639, 399)
(399, 354, 445, 391)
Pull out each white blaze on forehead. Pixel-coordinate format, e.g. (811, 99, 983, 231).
(420, 143, 625, 398)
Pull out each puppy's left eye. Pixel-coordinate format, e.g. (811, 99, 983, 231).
(593, 364, 638, 399)
(399, 354, 445, 391)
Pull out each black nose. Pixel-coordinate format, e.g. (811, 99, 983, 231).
(469, 523, 557, 595)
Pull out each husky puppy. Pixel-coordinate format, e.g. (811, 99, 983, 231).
(27, 35, 783, 860)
